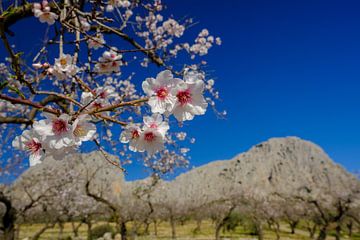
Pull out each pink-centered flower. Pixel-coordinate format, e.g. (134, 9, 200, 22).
(12, 130, 45, 166)
(137, 128, 165, 155)
(120, 124, 144, 153)
(142, 70, 181, 114)
(33, 113, 74, 149)
(88, 34, 105, 50)
(33, 1, 58, 25)
(72, 115, 97, 144)
(143, 113, 169, 137)
(50, 54, 79, 80)
(94, 49, 122, 75)
(170, 79, 208, 122)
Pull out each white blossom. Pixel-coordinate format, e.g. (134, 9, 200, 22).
(49, 54, 78, 80)
(142, 70, 180, 114)
(120, 123, 143, 153)
(94, 49, 122, 75)
(87, 34, 105, 50)
(106, 0, 131, 12)
(33, 1, 58, 25)
(143, 113, 169, 137)
(170, 77, 208, 121)
(79, 17, 91, 31)
(72, 115, 96, 144)
(138, 127, 165, 155)
(33, 113, 74, 149)
(12, 130, 45, 166)
(163, 19, 185, 37)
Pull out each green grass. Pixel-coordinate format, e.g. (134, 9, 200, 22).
(17, 220, 360, 240)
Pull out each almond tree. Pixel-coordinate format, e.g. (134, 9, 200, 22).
(0, 0, 223, 179)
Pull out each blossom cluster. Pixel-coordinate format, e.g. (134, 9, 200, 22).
(143, 70, 207, 122)
(12, 114, 96, 166)
(2, 0, 223, 174)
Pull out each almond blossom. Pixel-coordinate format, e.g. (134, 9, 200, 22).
(143, 113, 169, 137)
(72, 115, 97, 144)
(138, 127, 165, 155)
(94, 49, 123, 75)
(33, 113, 74, 149)
(162, 19, 185, 38)
(49, 54, 79, 80)
(106, 0, 131, 12)
(79, 17, 91, 31)
(33, 0, 58, 25)
(137, 114, 169, 155)
(142, 70, 181, 114)
(3, 0, 223, 173)
(120, 123, 143, 152)
(80, 86, 117, 111)
(12, 130, 45, 166)
(121, 114, 169, 155)
(87, 34, 105, 50)
(170, 77, 208, 122)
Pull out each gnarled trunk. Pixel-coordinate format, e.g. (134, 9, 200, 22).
(57, 221, 64, 240)
(0, 193, 17, 240)
(193, 219, 202, 234)
(170, 216, 176, 239)
(335, 224, 341, 240)
(86, 221, 92, 240)
(31, 223, 54, 240)
(289, 220, 298, 234)
(317, 225, 328, 240)
(274, 221, 280, 240)
(215, 222, 223, 240)
(346, 221, 353, 238)
(71, 221, 82, 237)
(120, 221, 127, 240)
(153, 220, 158, 236)
(255, 221, 264, 240)
(306, 222, 317, 239)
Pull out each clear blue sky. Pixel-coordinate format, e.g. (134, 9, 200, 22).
(126, 0, 360, 179)
(1, 0, 360, 181)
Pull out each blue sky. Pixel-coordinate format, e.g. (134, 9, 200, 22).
(1, 0, 360, 181)
(154, 0, 360, 177)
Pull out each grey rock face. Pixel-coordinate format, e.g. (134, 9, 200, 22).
(170, 137, 360, 202)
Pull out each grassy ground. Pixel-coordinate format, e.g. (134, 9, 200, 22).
(18, 220, 360, 240)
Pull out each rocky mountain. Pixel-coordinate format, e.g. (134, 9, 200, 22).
(8, 137, 360, 214)
(169, 137, 360, 202)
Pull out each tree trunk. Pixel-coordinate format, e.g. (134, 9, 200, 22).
(289, 220, 298, 234)
(57, 222, 64, 240)
(14, 225, 20, 240)
(306, 223, 317, 239)
(1, 193, 17, 240)
(86, 221, 92, 240)
(170, 217, 176, 239)
(3, 228, 15, 240)
(255, 222, 264, 240)
(317, 225, 328, 240)
(346, 221, 353, 238)
(153, 220, 158, 236)
(215, 223, 222, 240)
(120, 221, 127, 240)
(274, 221, 280, 240)
(335, 224, 341, 240)
(31, 223, 54, 240)
(143, 221, 149, 235)
(71, 222, 82, 237)
(193, 219, 201, 234)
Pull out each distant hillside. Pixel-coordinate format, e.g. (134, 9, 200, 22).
(169, 137, 360, 201)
